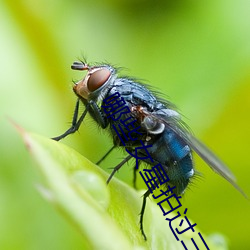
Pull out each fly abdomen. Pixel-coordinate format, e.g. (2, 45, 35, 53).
(144, 128, 194, 194)
(164, 129, 194, 194)
(167, 154, 193, 195)
(166, 129, 191, 161)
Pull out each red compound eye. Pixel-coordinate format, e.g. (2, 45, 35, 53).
(87, 68, 111, 92)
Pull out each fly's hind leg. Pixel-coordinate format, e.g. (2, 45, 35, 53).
(139, 189, 151, 240)
(133, 161, 141, 189)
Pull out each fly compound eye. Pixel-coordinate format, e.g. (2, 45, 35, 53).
(87, 68, 111, 92)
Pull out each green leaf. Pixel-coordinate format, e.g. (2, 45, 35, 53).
(19, 128, 227, 250)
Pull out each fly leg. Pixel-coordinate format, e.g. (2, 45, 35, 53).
(107, 155, 133, 184)
(139, 179, 161, 240)
(52, 99, 108, 141)
(96, 145, 116, 165)
(52, 99, 89, 141)
(140, 189, 151, 240)
(133, 161, 141, 189)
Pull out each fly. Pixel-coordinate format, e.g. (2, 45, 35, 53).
(52, 60, 247, 239)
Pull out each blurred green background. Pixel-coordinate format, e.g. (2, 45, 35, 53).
(1, 0, 250, 249)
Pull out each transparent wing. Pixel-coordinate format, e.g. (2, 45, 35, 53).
(146, 109, 247, 198)
(173, 126, 248, 197)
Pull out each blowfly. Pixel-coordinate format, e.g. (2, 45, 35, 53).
(52, 60, 246, 239)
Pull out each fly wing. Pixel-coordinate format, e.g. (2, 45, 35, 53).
(151, 110, 247, 198)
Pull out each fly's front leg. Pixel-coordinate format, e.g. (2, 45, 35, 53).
(52, 99, 89, 141)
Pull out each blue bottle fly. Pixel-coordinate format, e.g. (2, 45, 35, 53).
(52, 60, 246, 239)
